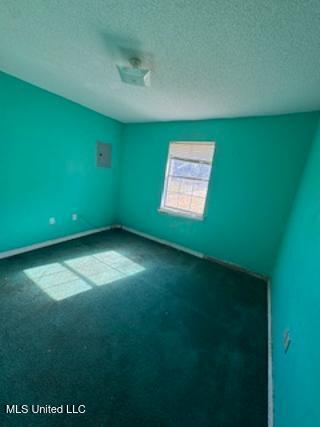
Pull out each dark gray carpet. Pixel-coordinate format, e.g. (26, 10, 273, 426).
(0, 229, 267, 426)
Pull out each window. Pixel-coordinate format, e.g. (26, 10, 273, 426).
(160, 141, 215, 219)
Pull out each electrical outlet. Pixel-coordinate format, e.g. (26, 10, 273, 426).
(72, 213, 78, 221)
(283, 329, 291, 353)
(49, 217, 56, 225)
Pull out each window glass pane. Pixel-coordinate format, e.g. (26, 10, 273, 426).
(170, 159, 211, 180)
(167, 176, 180, 193)
(180, 178, 193, 195)
(177, 194, 192, 210)
(193, 181, 208, 197)
(199, 163, 211, 180)
(165, 192, 179, 209)
(161, 142, 215, 217)
(190, 197, 206, 215)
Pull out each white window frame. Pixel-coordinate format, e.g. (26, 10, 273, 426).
(159, 141, 215, 220)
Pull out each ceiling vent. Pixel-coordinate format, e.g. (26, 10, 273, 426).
(117, 58, 151, 87)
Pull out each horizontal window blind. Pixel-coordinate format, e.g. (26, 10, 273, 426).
(169, 142, 215, 163)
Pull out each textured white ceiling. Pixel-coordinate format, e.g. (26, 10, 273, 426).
(1, 0, 320, 123)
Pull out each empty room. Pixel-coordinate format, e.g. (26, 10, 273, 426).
(0, 1, 319, 426)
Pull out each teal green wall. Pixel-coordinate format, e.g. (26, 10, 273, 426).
(119, 115, 318, 276)
(0, 71, 122, 252)
(271, 117, 320, 427)
(1, 68, 319, 280)
(2, 69, 320, 424)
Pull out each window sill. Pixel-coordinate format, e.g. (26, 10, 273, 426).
(158, 207, 204, 221)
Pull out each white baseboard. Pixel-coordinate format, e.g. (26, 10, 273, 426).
(111, 224, 122, 229)
(204, 255, 267, 281)
(120, 225, 204, 258)
(120, 225, 267, 279)
(0, 226, 113, 260)
(268, 281, 274, 427)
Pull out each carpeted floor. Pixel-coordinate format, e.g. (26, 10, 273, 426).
(0, 229, 267, 426)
